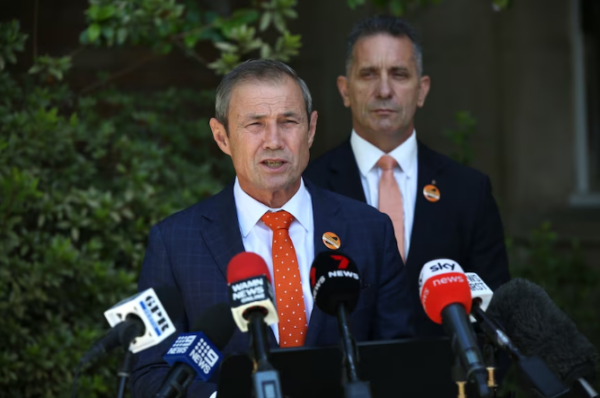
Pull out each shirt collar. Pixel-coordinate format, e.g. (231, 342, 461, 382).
(350, 129, 418, 178)
(233, 177, 312, 237)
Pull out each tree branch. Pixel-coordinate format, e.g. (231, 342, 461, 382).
(79, 53, 162, 95)
(172, 39, 208, 66)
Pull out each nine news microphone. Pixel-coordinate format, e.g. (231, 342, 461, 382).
(154, 303, 237, 398)
(468, 274, 569, 398)
(310, 251, 372, 398)
(486, 278, 599, 398)
(419, 259, 490, 398)
(227, 252, 283, 398)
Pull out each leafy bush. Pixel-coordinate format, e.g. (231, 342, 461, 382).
(0, 0, 302, 394)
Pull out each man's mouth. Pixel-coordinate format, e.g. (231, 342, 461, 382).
(262, 160, 286, 168)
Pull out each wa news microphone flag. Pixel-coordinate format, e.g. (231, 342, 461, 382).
(227, 252, 279, 332)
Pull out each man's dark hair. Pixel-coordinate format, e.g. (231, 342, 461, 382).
(215, 59, 312, 132)
(345, 15, 423, 76)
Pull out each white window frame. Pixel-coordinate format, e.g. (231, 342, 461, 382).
(569, 0, 600, 206)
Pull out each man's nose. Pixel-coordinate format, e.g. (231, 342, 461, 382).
(376, 74, 393, 99)
(263, 121, 284, 149)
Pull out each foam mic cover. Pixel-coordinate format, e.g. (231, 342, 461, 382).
(227, 252, 278, 332)
(486, 278, 599, 385)
(310, 251, 361, 316)
(419, 259, 472, 324)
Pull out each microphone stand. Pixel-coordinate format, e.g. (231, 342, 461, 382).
(336, 304, 371, 398)
(248, 311, 282, 398)
(116, 350, 133, 398)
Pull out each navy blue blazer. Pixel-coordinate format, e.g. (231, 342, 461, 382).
(304, 139, 510, 337)
(131, 180, 414, 398)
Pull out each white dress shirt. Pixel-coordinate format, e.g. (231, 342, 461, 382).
(350, 130, 418, 257)
(233, 177, 315, 343)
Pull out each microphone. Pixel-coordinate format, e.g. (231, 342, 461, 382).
(72, 287, 184, 398)
(486, 278, 598, 398)
(465, 272, 493, 322)
(227, 252, 282, 398)
(419, 259, 490, 397)
(85, 287, 183, 362)
(154, 302, 237, 398)
(310, 251, 372, 398)
(469, 275, 569, 398)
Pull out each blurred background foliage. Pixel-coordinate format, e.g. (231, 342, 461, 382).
(0, 0, 596, 397)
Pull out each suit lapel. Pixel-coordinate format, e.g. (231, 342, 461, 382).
(200, 181, 246, 279)
(406, 141, 447, 268)
(304, 181, 343, 346)
(328, 140, 367, 203)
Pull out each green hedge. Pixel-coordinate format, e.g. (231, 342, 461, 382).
(0, 70, 233, 396)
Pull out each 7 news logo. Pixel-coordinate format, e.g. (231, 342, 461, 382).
(189, 338, 219, 375)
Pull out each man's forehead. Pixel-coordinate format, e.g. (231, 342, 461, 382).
(352, 34, 415, 66)
(229, 78, 305, 117)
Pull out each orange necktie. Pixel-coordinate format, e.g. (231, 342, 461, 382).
(377, 155, 406, 262)
(261, 210, 307, 347)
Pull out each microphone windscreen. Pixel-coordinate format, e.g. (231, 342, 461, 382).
(419, 259, 471, 324)
(227, 252, 271, 284)
(310, 251, 361, 316)
(153, 286, 185, 321)
(190, 303, 237, 351)
(486, 278, 599, 384)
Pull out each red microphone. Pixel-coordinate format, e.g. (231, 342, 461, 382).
(227, 252, 283, 398)
(419, 259, 490, 397)
(226, 252, 278, 332)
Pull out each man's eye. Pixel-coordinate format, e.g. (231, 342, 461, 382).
(283, 120, 297, 124)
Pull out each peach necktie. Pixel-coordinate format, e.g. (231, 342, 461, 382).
(377, 155, 406, 262)
(260, 210, 307, 347)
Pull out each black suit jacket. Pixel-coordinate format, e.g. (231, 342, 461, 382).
(304, 139, 510, 337)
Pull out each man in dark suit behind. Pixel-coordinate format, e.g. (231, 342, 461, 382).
(132, 59, 413, 397)
(305, 16, 510, 337)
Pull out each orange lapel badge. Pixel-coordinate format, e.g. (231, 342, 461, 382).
(423, 184, 440, 203)
(322, 232, 341, 250)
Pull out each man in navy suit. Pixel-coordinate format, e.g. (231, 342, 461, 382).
(131, 59, 413, 397)
(304, 16, 511, 337)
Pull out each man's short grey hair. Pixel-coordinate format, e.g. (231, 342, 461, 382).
(215, 59, 313, 131)
(345, 15, 423, 77)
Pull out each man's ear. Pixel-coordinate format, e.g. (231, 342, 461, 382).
(417, 75, 431, 108)
(337, 75, 351, 108)
(308, 110, 318, 148)
(210, 118, 231, 156)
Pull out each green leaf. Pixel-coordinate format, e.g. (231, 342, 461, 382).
(184, 34, 198, 49)
(96, 5, 116, 21)
(259, 12, 272, 31)
(346, 0, 366, 9)
(116, 27, 128, 45)
(87, 23, 101, 43)
(214, 42, 238, 53)
(273, 13, 286, 33)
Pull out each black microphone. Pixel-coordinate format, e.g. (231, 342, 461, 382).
(472, 299, 569, 398)
(486, 278, 598, 398)
(154, 302, 237, 398)
(310, 251, 372, 398)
